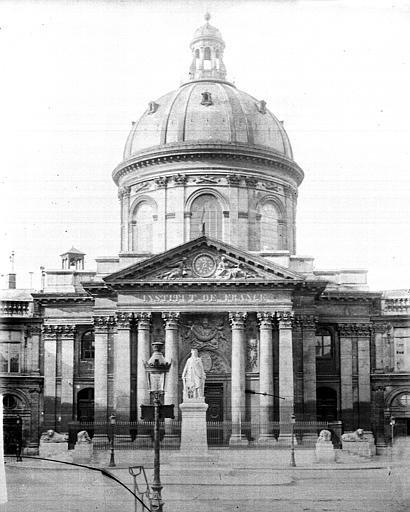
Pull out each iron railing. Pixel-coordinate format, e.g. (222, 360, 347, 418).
(68, 420, 341, 450)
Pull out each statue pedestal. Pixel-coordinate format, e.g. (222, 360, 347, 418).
(315, 440, 335, 463)
(179, 398, 209, 456)
(39, 442, 70, 462)
(72, 442, 93, 464)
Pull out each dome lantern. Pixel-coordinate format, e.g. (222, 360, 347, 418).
(189, 13, 227, 81)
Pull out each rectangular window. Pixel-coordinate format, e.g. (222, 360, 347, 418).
(394, 328, 410, 372)
(0, 343, 20, 373)
(316, 334, 332, 359)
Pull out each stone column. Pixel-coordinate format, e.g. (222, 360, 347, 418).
(94, 316, 114, 422)
(301, 315, 317, 421)
(277, 312, 294, 443)
(113, 312, 132, 421)
(42, 325, 58, 430)
(340, 324, 354, 431)
(257, 312, 276, 445)
(163, 312, 180, 408)
(229, 312, 248, 446)
(162, 312, 180, 446)
(357, 324, 371, 430)
(136, 313, 152, 408)
(60, 325, 76, 431)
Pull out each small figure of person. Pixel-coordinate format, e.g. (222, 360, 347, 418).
(182, 349, 206, 399)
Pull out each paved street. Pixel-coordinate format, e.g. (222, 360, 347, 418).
(1, 447, 410, 512)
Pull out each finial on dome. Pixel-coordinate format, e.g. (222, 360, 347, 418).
(204, 12, 211, 23)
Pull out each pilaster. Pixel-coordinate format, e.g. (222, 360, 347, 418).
(60, 325, 76, 430)
(300, 315, 317, 421)
(42, 325, 58, 430)
(94, 315, 116, 421)
(113, 312, 132, 421)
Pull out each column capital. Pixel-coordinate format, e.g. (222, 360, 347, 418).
(339, 323, 371, 337)
(59, 325, 77, 338)
(371, 322, 390, 334)
(41, 324, 76, 335)
(94, 315, 116, 332)
(162, 312, 180, 328)
(294, 314, 317, 330)
(116, 311, 133, 329)
(229, 312, 247, 328)
(25, 324, 42, 336)
(257, 312, 274, 328)
(135, 312, 152, 328)
(276, 311, 293, 329)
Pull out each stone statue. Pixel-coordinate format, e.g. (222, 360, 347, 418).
(341, 428, 367, 442)
(77, 430, 92, 444)
(182, 349, 206, 399)
(317, 429, 332, 443)
(40, 429, 68, 443)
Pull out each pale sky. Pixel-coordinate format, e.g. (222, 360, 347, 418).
(0, 0, 409, 291)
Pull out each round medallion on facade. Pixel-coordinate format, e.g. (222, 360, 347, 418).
(193, 254, 216, 277)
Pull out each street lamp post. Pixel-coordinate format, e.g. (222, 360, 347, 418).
(390, 416, 395, 447)
(290, 413, 296, 467)
(109, 413, 116, 467)
(16, 415, 22, 462)
(145, 341, 171, 512)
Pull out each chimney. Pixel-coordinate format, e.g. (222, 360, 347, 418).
(8, 273, 16, 289)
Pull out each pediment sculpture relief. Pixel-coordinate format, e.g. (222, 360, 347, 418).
(154, 253, 258, 280)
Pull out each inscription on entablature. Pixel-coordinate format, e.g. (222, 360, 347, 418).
(127, 291, 287, 306)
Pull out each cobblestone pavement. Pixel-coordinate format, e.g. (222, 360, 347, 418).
(1, 449, 409, 512)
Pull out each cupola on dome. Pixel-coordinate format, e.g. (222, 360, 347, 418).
(122, 15, 293, 162)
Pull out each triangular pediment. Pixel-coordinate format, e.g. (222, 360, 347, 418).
(104, 237, 305, 285)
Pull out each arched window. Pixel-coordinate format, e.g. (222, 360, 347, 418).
(81, 331, 94, 361)
(133, 201, 154, 253)
(195, 49, 200, 58)
(315, 329, 333, 359)
(204, 47, 211, 60)
(190, 194, 222, 240)
(259, 201, 280, 250)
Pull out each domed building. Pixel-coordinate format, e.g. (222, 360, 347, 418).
(2, 16, 409, 455)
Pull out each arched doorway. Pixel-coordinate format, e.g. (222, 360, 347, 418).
(316, 387, 338, 421)
(77, 388, 94, 422)
(2, 394, 23, 455)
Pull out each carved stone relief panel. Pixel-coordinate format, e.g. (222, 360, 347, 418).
(179, 313, 231, 365)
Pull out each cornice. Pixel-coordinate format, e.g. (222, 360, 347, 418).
(319, 290, 381, 303)
(112, 142, 304, 186)
(33, 293, 94, 305)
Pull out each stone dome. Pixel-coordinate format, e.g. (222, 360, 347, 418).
(123, 81, 293, 160)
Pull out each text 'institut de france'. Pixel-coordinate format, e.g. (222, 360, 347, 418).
(1, 16, 409, 454)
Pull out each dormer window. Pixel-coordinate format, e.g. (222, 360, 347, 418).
(256, 100, 267, 114)
(201, 91, 213, 106)
(148, 101, 159, 114)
